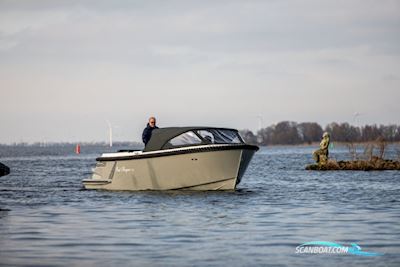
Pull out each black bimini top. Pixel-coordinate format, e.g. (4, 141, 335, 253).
(97, 127, 259, 161)
(144, 127, 247, 152)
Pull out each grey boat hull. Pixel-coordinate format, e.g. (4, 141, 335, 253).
(82, 145, 257, 191)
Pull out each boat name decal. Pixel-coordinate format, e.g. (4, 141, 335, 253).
(116, 166, 135, 173)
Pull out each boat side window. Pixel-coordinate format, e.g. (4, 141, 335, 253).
(198, 129, 243, 144)
(211, 129, 243, 144)
(197, 130, 215, 143)
(167, 131, 202, 147)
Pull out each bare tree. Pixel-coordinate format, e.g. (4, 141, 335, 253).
(376, 136, 387, 160)
(347, 143, 358, 160)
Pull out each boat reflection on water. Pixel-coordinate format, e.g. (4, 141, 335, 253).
(82, 127, 259, 190)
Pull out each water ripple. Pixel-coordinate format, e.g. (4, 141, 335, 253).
(0, 146, 399, 266)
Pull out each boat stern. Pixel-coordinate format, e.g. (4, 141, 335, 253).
(82, 160, 116, 190)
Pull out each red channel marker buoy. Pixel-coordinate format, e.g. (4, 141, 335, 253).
(75, 144, 81, 154)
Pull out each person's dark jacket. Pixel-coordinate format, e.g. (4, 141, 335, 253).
(142, 123, 159, 145)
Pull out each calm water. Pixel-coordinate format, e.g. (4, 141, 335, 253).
(0, 145, 399, 266)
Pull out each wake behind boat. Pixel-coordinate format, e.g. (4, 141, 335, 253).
(82, 127, 259, 190)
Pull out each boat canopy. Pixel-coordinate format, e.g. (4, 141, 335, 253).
(143, 127, 244, 152)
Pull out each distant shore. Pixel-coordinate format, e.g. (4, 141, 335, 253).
(240, 121, 400, 146)
(260, 141, 400, 147)
(1, 141, 400, 147)
(0, 141, 143, 147)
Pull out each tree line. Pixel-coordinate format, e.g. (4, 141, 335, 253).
(240, 121, 400, 145)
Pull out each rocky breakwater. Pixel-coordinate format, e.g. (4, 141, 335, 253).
(306, 157, 400, 171)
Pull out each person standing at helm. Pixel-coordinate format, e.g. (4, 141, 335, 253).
(313, 132, 330, 164)
(142, 117, 159, 145)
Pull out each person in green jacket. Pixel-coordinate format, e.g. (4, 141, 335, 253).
(313, 132, 330, 164)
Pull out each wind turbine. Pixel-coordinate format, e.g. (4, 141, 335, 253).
(353, 112, 363, 127)
(106, 120, 113, 147)
(256, 115, 264, 132)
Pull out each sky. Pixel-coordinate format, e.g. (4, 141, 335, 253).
(1, 0, 399, 143)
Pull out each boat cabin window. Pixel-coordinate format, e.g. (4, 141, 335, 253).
(197, 130, 214, 143)
(197, 129, 243, 144)
(168, 131, 202, 147)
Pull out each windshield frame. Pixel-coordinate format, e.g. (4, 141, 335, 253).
(161, 128, 244, 149)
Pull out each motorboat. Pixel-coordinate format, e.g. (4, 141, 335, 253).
(82, 127, 259, 190)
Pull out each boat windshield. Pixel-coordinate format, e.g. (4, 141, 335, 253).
(168, 131, 202, 146)
(197, 129, 243, 144)
(161, 128, 244, 150)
